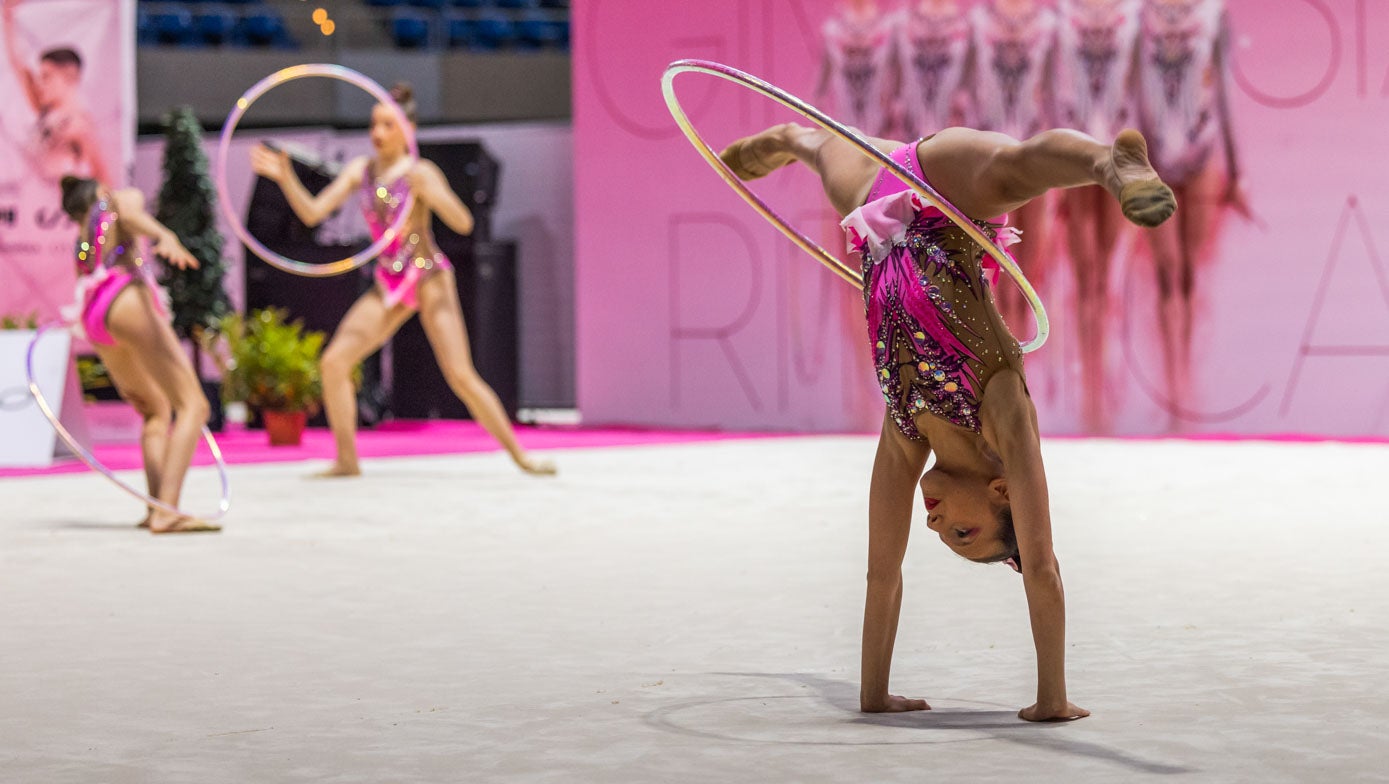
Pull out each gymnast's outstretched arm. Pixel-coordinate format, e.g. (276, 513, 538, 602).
(109, 188, 197, 270)
(250, 146, 366, 228)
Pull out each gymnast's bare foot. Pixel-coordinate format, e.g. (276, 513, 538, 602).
(137, 509, 153, 529)
(720, 123, 803, 180)
(516, 455, 557, 476)
(1102, 130, 1176, 228)
(312, 461, 362, 478)
(149, 511, 221, 534)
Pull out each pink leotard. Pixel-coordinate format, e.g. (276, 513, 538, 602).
(62, 199, 168, 346)
(842, 142, 1027, 439)
(360, 167, 453, 311)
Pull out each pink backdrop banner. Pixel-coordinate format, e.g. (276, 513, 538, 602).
(0, 0, 135, 328)
(579, 0, 1388, 437)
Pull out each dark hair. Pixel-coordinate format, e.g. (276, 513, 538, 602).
(60, 176, 99, 223)
(387, 81, 418, 124)
(40, 47, 82, 70)
(969, 506, 1020, 571)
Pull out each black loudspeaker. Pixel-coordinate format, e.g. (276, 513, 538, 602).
(390, 239, 519, 419)
(387, 141, 517, 420)
(241, 158, 387, 426)
(420, 141, 499, 242)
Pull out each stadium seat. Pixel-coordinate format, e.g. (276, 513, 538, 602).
(391, 10, 433, 49)
(239, 8, 292, 48)
(194, 7, 239, 46)
(446, 16, 476, 48)
(471, 13, 516, 49)
(150, 8, 197, 46)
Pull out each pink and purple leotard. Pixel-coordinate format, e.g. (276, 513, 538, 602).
(62, 198, 169, 346)
(841, 142, 1027, 439)
(361, 165, 452, 311)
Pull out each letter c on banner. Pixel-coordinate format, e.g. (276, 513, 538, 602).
(1231, 0, 1340, 109)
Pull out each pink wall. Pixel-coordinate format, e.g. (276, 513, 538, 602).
(576, 0, 1389, 437)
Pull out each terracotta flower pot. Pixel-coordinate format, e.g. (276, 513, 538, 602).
(262, 409, 307, 446)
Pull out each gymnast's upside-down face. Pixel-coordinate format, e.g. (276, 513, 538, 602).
(918, 467, 1012, 563)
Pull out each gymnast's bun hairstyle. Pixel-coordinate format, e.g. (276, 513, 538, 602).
(60, 176, 100, 223)
(388, 82, 418, 124)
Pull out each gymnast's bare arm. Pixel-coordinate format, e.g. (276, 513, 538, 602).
(108, 188, 197, 270)
(2, 0, 40, 113)
(250, 146, 366, 229)
(406, 160, 475, 236)
(980, 369, 1088, 722)
(860, 412, 932, 713)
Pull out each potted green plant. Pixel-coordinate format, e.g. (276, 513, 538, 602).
(216, 308, 325, 446)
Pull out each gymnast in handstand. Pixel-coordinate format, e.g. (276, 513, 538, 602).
(721, 122, 1174, 720)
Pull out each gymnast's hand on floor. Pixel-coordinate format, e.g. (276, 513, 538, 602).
(860, 694, 931, 713)
(1018, 700, 1090, 722)
(154, 235, 198, 269)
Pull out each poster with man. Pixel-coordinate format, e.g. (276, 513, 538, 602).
(0, 0, 134, 324)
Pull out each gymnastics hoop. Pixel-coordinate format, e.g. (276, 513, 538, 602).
(215, 64, 418, 278)
(25, 322, 232, 522)
(661, 59, 1050, 353)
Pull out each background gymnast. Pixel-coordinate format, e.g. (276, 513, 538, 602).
(59, 176, 218, 534)
(249, 83, 555, 478)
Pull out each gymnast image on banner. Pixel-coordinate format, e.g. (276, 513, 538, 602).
(2, 0, 110, 184)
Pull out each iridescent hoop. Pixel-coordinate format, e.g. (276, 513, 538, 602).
(215, 64, 417, 278)
(25, 322, 232, 521)
(661, 59, 1049, 352)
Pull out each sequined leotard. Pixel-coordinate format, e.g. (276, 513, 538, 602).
(360, 164, 453, 310)
(62, 198, 168, 346)
(841, 143, 1027, 439)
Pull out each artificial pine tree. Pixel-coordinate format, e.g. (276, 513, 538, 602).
(155, 106, 231, 362)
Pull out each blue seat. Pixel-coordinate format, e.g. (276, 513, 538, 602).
(194, 7, 238, 45)
(239, 9, 292, 48)
(515, 17, 557, 48)
(150, 8, 197, 46)
(449, 0, 488, 7)
(407, 0, 447, 8)
(446, 16, 475, 48)
(495, 0, 537, 8)
(537, 0, 569, 8)
(471, 13, 515, 48)
(137, 7, 158, 45)
(391, 10, 433, 48)
(364, 0, 407, 6)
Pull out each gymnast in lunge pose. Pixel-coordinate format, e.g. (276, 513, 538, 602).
(719, 122, 1174, 720)
(1135, 0, 1246, 421)
(249, 84, 555, 477)
(1054, 0, 1141, 431)
(58, 176, 219, 534)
